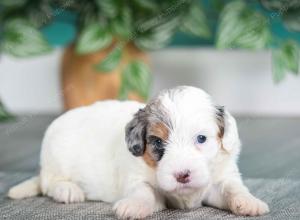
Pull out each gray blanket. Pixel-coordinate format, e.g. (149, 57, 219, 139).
(0, 172, 299, 220)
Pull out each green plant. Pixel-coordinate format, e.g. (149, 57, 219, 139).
(0, 0, 210, 100)
(0, 0, 299, 121)
(0, 1, 53, 56)
(64, 0, 212, 99)
(216, 0, 300, 82)
(261, 0, 300, 32)
(0, 0, 210, 119)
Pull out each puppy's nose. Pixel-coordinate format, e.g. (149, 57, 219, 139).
(175, 170, 191, 184)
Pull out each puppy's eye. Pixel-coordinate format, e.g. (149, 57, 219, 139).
(196, 135, 207, 144)
(149, 136, 164, 149)
(153, 138, 163, 148)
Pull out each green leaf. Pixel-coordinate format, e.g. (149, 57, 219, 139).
(94, 45, 123, 72)
(260, 0, 300, 11)
(260, 0, 286, 10)
(134, 15, 180, 50)
(27, 3, 53, 28)
(0, 0, 27, 7)
(118, 83, 129, 100)
(0, 101, 14, 122)
(95, 0, 118, 18)
(133, 0, 158, 11)
(282, 40, 299, 74)
(76, 23, 112, 54)
(110, 6, 132, 39)
(180, 3, 211, 38)
(121, 60, 151, 99)
(283, 10, 300, 32)
(272, 49, 287, 83)
(216, 1, 271, 49)
(272, 40, 300, 82)
(1, 18, 52, 57)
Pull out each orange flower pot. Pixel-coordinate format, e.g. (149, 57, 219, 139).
(61, 43, 149, 110)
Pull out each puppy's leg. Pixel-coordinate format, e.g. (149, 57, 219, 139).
(204, 166, 269, 216)
(223, 178, 269, 216)
(113, 183, 165, 219)
(47, 180, 85, 204)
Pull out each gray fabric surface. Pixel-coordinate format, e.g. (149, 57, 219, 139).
(0, 172, 299, 220)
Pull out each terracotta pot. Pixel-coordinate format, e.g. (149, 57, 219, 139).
(61, 42, 148, 110)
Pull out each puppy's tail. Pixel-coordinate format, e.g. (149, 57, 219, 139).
(8, 176, 41, 199)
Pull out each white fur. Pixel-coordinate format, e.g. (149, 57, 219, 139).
(8, 176, 41, 199)
(8, 86, 269, 218)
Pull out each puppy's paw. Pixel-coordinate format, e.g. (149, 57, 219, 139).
(113, 198, 154, 219)
(228, 193, 269, 216)
(51, 181, 85, 204)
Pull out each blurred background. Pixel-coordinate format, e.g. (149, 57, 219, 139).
(0, 0, 300, 176)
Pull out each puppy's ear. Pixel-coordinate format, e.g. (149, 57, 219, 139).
(216, 106, 241, 155)
(125, 109, 147, 156)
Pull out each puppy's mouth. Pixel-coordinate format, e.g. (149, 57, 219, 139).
(169, 183, 199, 195)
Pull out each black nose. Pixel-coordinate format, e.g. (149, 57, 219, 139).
(175, 170, 191, 184)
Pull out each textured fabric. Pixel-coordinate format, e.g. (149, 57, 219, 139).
(0, 172, 299, 220)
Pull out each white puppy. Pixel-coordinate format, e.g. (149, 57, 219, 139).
(8, 86, 269, 218)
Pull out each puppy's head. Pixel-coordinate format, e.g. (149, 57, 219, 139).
(125, 86, 240, 195)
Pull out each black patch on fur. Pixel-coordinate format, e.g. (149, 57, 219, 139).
(125, 109, 147, 156)
(147, 135, 166, 161)
(216, 105, 225, 138)
(125, 100, 171, 157)
(153, 146, 165, 161)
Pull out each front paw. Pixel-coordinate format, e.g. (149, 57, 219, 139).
(113, 198, 154, 219)
(228, 194, 269, 216)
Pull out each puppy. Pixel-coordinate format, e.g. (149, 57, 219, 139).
(8, 86, 269, 218)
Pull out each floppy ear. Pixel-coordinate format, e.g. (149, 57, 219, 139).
(216, 106, 241, 155)
(125, 109, 147, 156)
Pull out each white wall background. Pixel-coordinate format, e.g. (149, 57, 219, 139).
(1, 48, 300, 116)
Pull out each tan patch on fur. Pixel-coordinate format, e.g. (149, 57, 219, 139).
(143, 122, 169, 168)
(219, 134, 231, 154)
(143, 146, 157, 168)
(218, 132, 227, 153)
(148, 122, 169, 141)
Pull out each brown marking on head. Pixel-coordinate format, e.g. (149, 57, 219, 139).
(216, 106, 227, 151)
(125, 95, 171, 167)
(218, 127, 224, 149)
(143, 147, 157, 168)
(143, 122, 169, 168)
(148, 122, 169, 141)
